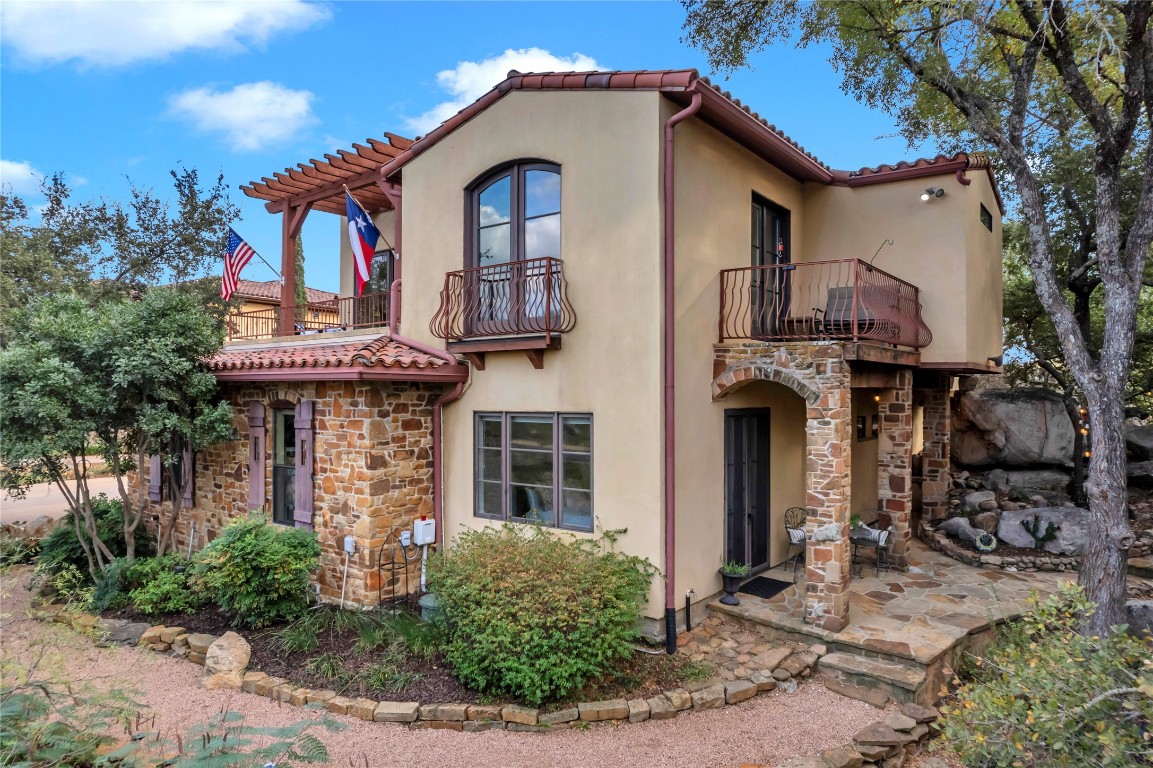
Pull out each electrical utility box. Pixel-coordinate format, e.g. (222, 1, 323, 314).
(413, 518, 435, 546)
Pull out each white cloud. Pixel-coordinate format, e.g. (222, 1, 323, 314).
(0, 0, 329, 67)
(405, 48, 606, 135)
(0, 160, 43, 196)
(168, 81, 316, 151)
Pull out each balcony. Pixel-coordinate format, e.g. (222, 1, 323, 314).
(719, 259, 932, 349)
(226, 291, 390, 342)
(430, 257, 576, 369)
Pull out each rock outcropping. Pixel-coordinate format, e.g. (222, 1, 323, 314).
(953, 388, 1074, 468)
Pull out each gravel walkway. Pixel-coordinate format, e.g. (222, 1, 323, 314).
(1, 568, 881, 768)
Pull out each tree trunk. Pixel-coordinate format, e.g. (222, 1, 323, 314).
(1062, 396, 1087, 507)
(1079, 382, 1135, 636)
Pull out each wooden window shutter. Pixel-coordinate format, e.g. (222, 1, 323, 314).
(247, 401, 266, 511)
(293, 399, 315, 529)
(148, 455, 162, 502)
(181, 443, 195, 508)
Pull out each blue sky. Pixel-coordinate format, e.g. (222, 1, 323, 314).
(1, 1, 932, 293)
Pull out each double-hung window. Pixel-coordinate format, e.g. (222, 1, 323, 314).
(475, 412, 592, 531)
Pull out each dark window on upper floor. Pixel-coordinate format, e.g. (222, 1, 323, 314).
(752, 194, 791, 266)
(467, 161, 561, 268)
(980, 203, 993, 232)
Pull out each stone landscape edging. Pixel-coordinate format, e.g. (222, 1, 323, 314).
(30, 604, 822, 732)
(771, 702, 944, 768)
(919, 520, 1084, 572)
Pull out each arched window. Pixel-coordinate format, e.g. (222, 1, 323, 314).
(468, 161, 560, 268)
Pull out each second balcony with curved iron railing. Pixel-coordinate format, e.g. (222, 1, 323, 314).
(430, 257, 577, 343)
(719, 258, 932, 349)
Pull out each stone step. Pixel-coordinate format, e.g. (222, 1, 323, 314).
(818, 651, 929, 708)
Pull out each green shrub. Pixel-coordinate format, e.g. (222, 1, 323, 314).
(940, 583, 1153, 768)
(125, 555, 203, 615)
(428, 524, 657, 705)
(37, 494, 152, 578)
(0, 535, 39, 569)
(193, 513, 320, 628)
(88, 557, 132, 612)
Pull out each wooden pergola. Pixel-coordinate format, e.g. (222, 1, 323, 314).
(239, 133, 413, 336)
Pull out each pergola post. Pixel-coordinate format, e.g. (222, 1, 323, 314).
(279, 203, 311, 337)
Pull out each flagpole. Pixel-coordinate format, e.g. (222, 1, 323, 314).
(228, 226, 282, 278)
(344, 184, 395, 253)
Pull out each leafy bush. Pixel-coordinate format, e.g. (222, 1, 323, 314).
(193, 514, 320, 628)
(32, 562, 95, 610)
(940, 583, 1153, 768)
(0, 535, 39, 570)
(89, 557, 132, 612)
(124, 555, 203, 616)
(37, 494, 152, 578)
(428, 524, 657, 705)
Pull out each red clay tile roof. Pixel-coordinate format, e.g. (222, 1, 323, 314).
(235, 280, 338, 307)
(207, 333, 468, 382)
(833, 152, 1004, 214)
(379, 68, 835, 185)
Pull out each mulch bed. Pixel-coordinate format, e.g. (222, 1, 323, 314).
(100, 602, 699, 707)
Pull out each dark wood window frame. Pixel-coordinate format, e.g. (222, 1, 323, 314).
(751, 192, 791, 267)
(473, 411, 593, 532)
(271, 408, 296, 526)
(465, 160, 561, 269)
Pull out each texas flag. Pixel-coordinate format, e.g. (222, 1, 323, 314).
(345, 191, 380, 296)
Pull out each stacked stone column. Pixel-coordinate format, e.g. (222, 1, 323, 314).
(877, 370, 914, 570)
(921, 381, 952, 522)
(802, 349, 853, 633)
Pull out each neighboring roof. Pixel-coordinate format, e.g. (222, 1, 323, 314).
(208, 333, 469, 382)
(378, 69, 835, 185)
(234, 279, 337, 307)
(240, 133, 413, 216)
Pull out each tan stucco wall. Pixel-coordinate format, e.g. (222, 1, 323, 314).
(396, 90, 668, 615)
(851, 389, 880, 522)
(671, 112, 809, 601)
(802, 174, 1003, 367)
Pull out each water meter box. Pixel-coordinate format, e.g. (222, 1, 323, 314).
(413, 518, 436, 546)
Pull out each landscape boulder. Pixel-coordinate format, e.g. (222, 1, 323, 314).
(1127, 461, 1153, 489)
(939, 516, 997, 551)
(203, 632, 251, 690)
(960, 491, 996, 515)
(1126, 424, 1153, 461)
(1003, 469, 1071, 493)
(971, 511, 1001, 535)
(1126, 600, 1153, 639)
(997, 507, 1090, 555)
(953, 388, 1074, 468)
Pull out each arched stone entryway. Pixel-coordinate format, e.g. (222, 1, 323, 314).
(713, 342, 853, 633)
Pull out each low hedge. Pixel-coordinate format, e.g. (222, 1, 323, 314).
(428, 524, 657, 705)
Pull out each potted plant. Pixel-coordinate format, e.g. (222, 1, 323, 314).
(718, 560, 750, 606)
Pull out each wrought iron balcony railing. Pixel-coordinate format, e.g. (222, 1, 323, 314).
(430, 257, 576, 343)
(719, 258, 932, 348)
(226, 291, 390, 342)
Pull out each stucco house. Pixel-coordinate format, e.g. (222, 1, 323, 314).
(137, 69, 1002, 643)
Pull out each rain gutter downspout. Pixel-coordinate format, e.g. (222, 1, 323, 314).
(378, 177, 464, 549)
(663, 89, 701, 655)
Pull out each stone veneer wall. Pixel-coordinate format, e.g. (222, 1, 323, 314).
(713, 341, 853, 633)
(878, 369, 914, 569)
(920, 383, 952, 522)
(135, 380, 439, 608)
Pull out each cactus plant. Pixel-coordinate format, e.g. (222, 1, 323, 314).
(1020, 514, 1060, 549)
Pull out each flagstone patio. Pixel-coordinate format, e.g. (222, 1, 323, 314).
(710, 540, 1071, 705)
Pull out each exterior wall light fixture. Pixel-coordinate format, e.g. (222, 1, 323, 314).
(921, 187, 945, 201)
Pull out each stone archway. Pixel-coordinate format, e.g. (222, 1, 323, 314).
(713, 342, 853, 633)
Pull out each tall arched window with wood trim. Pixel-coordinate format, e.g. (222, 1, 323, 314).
(466, 161, 561, 334)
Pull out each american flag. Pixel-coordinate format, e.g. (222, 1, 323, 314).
(221, 227, 256, 301)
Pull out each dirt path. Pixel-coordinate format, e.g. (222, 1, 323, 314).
(0, 567, 883, 768)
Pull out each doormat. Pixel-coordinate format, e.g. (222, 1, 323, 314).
(738, 576, 793, 600)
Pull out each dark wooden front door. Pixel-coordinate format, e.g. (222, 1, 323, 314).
(725, 409, 772, 572)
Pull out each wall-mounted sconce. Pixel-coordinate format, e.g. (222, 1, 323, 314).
(920, 187, 945, 201)
(986, 354, 1004, 367)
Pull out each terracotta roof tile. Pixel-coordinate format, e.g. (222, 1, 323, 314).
(207, 333, 454, 374)
(235, 280, 337, 306)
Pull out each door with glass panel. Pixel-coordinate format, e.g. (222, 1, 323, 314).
(724, 409, 771, 573)
(469, 162, 561, 335)
(272, 409, 296, 526)
(751, 195, 792, 339)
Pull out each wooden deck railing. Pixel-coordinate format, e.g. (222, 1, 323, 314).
(430, 257, 576, 342)
(226, 291, 390, 341)
(719, 259, 932, 348)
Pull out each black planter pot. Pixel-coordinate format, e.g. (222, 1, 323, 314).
(719, 572, 746, 605)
